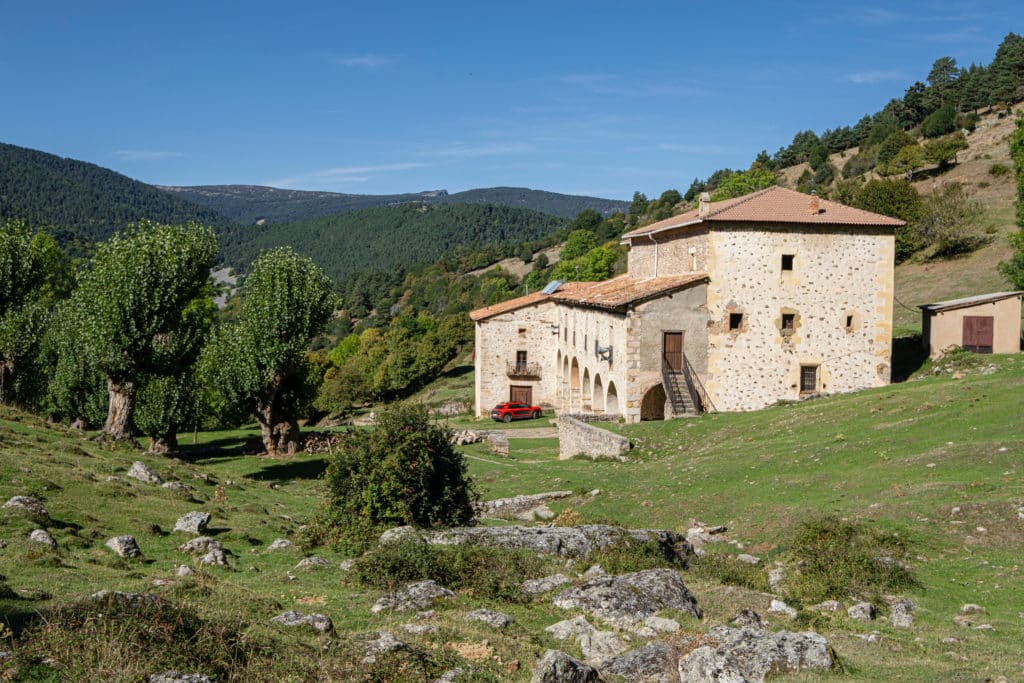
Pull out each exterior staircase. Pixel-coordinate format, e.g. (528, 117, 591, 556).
(663, 369, 697, 415)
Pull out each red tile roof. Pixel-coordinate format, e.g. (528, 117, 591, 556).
(621, 186, 905, 241)
(470, 274, 707, 321)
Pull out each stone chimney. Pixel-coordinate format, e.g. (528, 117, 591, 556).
(698, 192, 711, 217)
(808, 191, 820, 215)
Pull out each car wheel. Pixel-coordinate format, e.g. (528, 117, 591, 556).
(503, 414, 512, 423)
(531, 410, 540, 419)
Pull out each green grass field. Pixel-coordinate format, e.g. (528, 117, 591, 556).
(1, 353, 1022, 680)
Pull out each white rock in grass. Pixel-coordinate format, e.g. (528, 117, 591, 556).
(173, 512, 210, 535)
(267, 538, 292, 551)
(3, 496, 48, 518)
(105, 535, 142, 558)
(127, 461, 163, 485)
(271, 610, 333, 633)
(29, 529, 57, 550)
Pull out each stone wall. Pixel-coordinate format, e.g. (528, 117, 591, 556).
(704, 223, 894, 411)
(627, 227, 709, 278)
(558, 416, 630, 460)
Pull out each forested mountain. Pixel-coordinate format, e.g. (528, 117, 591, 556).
(0, 142, 229, 245)
(161, 184, 627, 223)
(217, 202, 567, 284)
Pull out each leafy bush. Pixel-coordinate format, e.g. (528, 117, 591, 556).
(922, 104, 958, 138)
(917, 183, 989, 257)
(689, 551, 770, 592)
(585, 538, 687, 574)
(784, 516, 918, 604)
(842, 150, 876, 178)
(318, 403, 477, 544)
(853, 179, 924, 262)
(353, 540, 547, 602)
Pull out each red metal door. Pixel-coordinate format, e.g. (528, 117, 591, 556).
(663, 332, 683, 372)
(962, 316, 994, 353)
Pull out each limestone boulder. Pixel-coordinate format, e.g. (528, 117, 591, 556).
(3, 496, 48, 518)
(552, 568, 701, 628)
(363, 631, 407, 663)
(371, 580, 455, 613)
(127, 461, 164, 485)
(530, 650, 599, 683)
(105, 535, 142, 558)
(885, 596, 915, 628)
(600, 641, 684, 683)
(847, 601, 875, 623)
(29, 529, 57, 550)
(677, 625, 833, 683)
(91, 589, 161, 609)
(464, 608, 514, 629)
(173, 512, 210, 535)
(522, 573, 570, 597)
(270, 610, 333, 633)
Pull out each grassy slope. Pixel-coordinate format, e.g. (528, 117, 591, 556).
(2, 355, 1022, 680)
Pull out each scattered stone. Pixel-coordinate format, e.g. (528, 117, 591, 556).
(533, 505, 555, 521)
(382, 524, 693, 564)
(416, 610, 435, 620)
(161, 482, 192, 493)
(600, 641, 682, 683)
(339, 559, 356, 571)
(151, 578, 174, 587)
(847, 601, 875, 623)
(432, 668, 467, 683)
(176, 565, 194, 577)
(677, 625, 833, 682)
(29, 529, 57, 550)
(105, 535, 142, 558)
(267, 538, 292, 551)
(199, 548, 228, 566)
(767, 564, 786, 592)
(885, 596, 915, 628)
(579, 629, 629, 664)
(942, 636, 961, 644)
(552, 568, 702, 628)
(768, 599, 797, 619)
(270, 610, 333, 633)
(363, 631, 407, 663)
(582, 564, 606, 578)
(127, 461, 164, 485)
(173, 512, 210, 535)
(3, 495, 48, 518)
(960, 603, 986, 615)
(522, 573, 570, 596)
(148, 672, 214, 683)
(465, 609, 514, 629)
(371, 580, 455, 613)
(546, 615, 595, 642)
(810, 600, 843, 614)
(474, 491, 573, 520)
(91, 589, 160, 608)
(295, 556, 329, 569)
(730, 609, 766, 629)
(858, 631, 882, 644)
(450, 429, 485, 446)
(530, 649, 599, 683)
(972, 623, 995, 631)
(0, 540, 7, 549)
(402, 623, 438, 635)
(736, 553, 760, 565)
(178, 536, 223, 556)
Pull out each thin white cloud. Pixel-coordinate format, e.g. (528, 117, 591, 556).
(852, 7, 901, 25)
(843, 70, 905, 84)
(330, 54, 392, 67)
(113, 149, 184, 161)
(430, 142, 533, 159)
(266, 162, 427, 188)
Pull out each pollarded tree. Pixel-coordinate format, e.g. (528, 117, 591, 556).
(0, 220, 70, 405)
(201, 247, 335, 456)
(60, 221, 218, 440)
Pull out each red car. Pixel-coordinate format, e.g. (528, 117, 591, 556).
(490, 401, 542, 422)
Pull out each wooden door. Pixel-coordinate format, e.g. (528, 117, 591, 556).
(663, 332, 683, 372)
(510, 385, 532, 405)
(962, 316, 994, 353)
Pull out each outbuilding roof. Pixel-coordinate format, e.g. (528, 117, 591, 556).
(469, 273, 707, 321)
(918, 291, 1024, 313)
(621, 186, 904, 241)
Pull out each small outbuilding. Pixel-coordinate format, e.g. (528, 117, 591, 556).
(919, 291, 1023, 358)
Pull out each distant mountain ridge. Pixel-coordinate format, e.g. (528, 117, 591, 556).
(159, 184, 628, 223)
(0, 142, 229, 245)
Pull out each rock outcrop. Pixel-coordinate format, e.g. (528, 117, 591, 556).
(127, 461, 163, 485)
(530, 650, 599, 683)
(105, 535, 142, 558)
(270, 610, 333, 633)
(677, 624, 833, 683)
(371, 580, 455, 613)
(173, 512, 210, 535)
(552, 568, 702, 628)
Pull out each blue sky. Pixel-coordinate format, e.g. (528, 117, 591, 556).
(0, 1, 1018, 200)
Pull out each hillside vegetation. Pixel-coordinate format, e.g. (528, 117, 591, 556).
(217, 202, 568, 284)
(0, 142, 229, 246)
(0, 354, 1021, 680)
(161, 184, 628, 224)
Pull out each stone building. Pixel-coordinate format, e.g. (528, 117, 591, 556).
(471, 186, 902, 422)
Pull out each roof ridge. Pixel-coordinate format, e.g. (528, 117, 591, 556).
(704, 185, 778, 219)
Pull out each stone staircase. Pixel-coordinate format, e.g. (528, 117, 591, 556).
(663, 370, 697, 416)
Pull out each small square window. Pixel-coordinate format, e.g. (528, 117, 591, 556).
(781, 254, 794, 271)
(729, 313, 743, 331)
(782, 313, 796, 332)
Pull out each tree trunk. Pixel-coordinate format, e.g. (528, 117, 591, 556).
(103, 378, 137, 440)
(0, 359, 14, 405)
(255, 393, 300, 457)
(148, 431, 179, 455)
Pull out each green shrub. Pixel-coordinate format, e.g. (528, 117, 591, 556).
(784, 516, 918, 604)
(585, 538, 686, 574)
(842, 150, 876, 179)
(689, 551, 770, 592)
(922, 104, 957, 138)
(318, 402, 477, 544)
(353, 540, 547, 602)
(989, 163, 1011, 177)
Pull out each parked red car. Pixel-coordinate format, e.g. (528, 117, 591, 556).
(490, 401, 542, 422)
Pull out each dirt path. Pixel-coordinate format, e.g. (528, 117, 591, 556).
(490, 426, 558, 439)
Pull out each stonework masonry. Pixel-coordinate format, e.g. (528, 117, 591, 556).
(557, 416, 630, 460)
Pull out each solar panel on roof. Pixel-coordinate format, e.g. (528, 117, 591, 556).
(541, 280, 563, 295)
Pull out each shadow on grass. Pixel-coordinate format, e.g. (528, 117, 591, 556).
(172, 436, 265, 463)
(244, 458, 328, 482)
(439, 364, 473, 379)
(892, 334, 928, 383)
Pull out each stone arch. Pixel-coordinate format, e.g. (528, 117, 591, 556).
(605, 381, 619, 416)
(641, 384, 667, 421)
(582, 368, 591, 400)
(570, 358, 580, 390)
(593, 375, 605, 412)
(562, 355, 570, 384)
